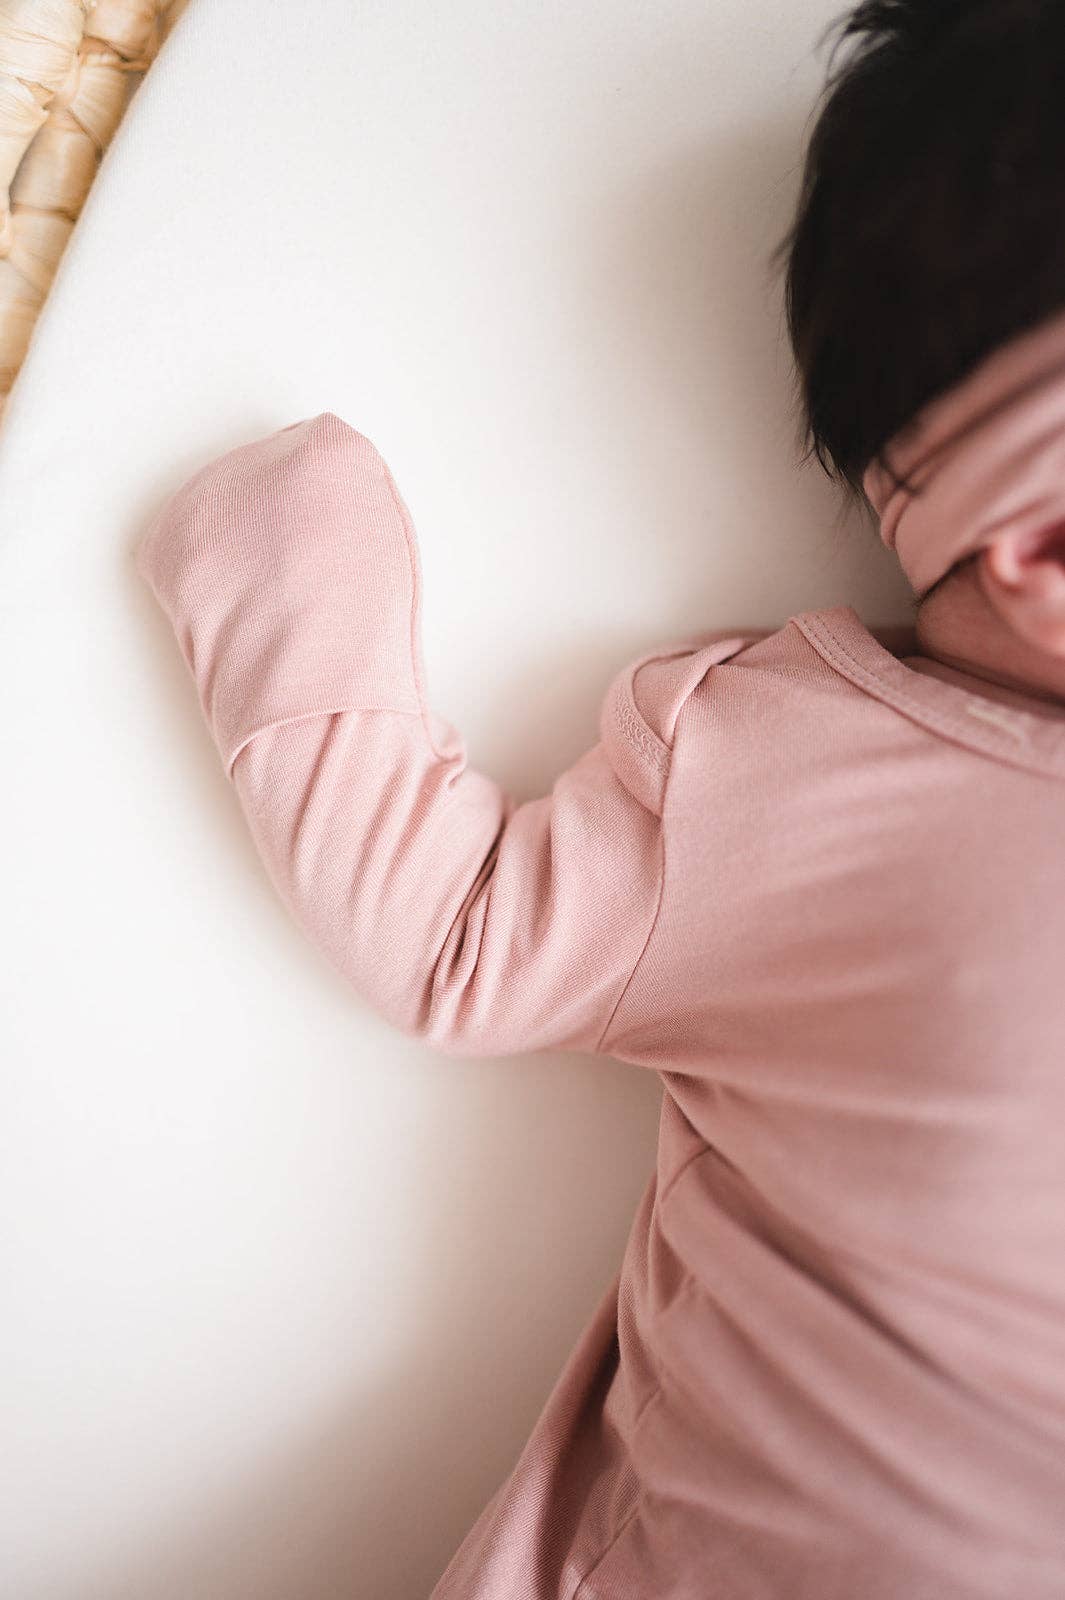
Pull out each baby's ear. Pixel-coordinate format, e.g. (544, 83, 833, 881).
(977, 523, 1065, 657)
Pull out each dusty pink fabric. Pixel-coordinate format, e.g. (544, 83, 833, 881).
(864, 304, 1065, 599)
(136, 412, 1065, 1597)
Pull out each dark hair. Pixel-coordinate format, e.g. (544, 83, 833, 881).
(773, 0, 1065, 511)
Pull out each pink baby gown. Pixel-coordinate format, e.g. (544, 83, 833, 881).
(136, 412, 1065, 1599)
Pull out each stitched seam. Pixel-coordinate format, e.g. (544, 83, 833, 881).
(593, 796, 667, 1056)
(796, 614, 1065, 776)
(594, 651, 739, 1055)
(615, 696, 669, 771)
(380, 452, 451, 764)
(594, 673, 702, 1055)
(800, 615, 983, 732)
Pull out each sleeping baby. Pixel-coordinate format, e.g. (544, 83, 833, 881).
(134, 2, 1065, 1594)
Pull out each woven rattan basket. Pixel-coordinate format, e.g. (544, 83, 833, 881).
(0, 0, 188, 421)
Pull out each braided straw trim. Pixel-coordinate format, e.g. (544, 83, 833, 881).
(0, 0, 189, 419)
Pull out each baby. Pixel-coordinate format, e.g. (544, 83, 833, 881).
(134, 3, 1065, 1596)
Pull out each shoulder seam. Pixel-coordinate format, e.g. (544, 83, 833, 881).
(593, 655, 721, 1057)
(593, 772, 670, 1057)
(594, 635, 758, 1055)
(615, 694, 670, 773)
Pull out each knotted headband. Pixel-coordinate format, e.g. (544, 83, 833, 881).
(862, 304, 1065, 601)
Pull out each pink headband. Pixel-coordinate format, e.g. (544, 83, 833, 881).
(862, 305, 1065, 600)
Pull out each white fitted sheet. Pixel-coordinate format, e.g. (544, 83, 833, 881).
(0, 2, 910, 1595)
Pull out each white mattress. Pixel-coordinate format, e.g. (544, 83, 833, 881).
(0, 2, 910, 1595)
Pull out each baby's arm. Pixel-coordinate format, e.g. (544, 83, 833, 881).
(135, 414, 752, 1059)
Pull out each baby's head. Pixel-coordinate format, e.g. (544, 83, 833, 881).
(776, 1, 1065, 677)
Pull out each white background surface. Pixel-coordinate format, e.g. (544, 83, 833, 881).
(0, 2, 911, 1595)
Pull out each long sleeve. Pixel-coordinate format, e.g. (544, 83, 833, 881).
(135, 412, 751, 1058)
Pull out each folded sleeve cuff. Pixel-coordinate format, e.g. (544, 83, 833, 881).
(135, 412, 425, 775)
